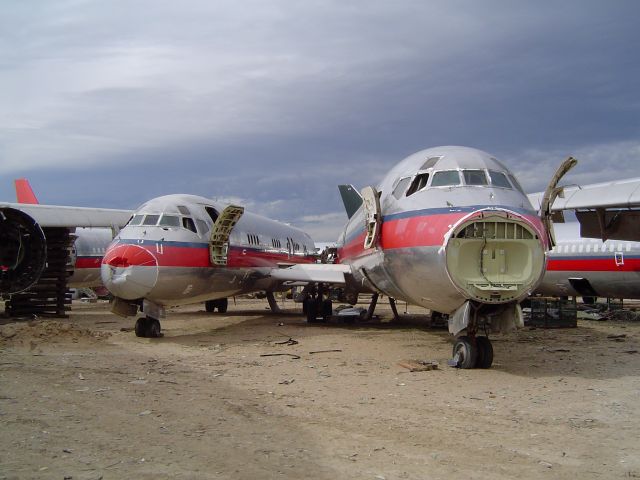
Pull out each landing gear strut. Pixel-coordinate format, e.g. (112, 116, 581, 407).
(451, 334, 494, 369)
(134, 316, 162, 338)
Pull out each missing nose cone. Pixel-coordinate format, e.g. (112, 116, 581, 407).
(101, 244, 159, 300)
(445, 210, 546, 303)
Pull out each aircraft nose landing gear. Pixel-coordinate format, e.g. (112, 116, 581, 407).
(134, 316, 163, 338)
(450, 335, 494, 369)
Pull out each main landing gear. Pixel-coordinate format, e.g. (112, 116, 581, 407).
(205, 298, 228, 313)
(134, 316, 162, 338)
(451, 335, 494, 369)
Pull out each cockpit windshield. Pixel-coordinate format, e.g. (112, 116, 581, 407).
(462, 170, 488, 186)
(159, 215, 180, 227)
(431, 170, 461, 187)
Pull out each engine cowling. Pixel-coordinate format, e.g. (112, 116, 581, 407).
(0, 208, 47, 294)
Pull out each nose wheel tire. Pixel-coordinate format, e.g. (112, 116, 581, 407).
(475, 336, 494, 369)
(134, 317, 163, 338)
(452, 336, 478, 369)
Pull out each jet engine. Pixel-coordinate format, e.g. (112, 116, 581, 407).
(0, 208, 47, 294)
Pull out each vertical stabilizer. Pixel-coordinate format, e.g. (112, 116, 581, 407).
(14, 179, 39, 204)
(338, 184, 363, 219)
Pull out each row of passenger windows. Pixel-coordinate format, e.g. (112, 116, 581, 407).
(248, 234, 306, 253)
(554, 242, 632, 253)
(394, 169, 525, 199)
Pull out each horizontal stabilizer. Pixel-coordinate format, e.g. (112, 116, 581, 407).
(270, 263, 351, 284)
(338, 184, 362, 219)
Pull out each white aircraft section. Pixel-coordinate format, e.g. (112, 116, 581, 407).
(528, 177, 640, 211)
(0, 202, 132, 228)
(270, 263, 351, 284)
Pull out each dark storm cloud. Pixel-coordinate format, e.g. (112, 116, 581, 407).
(1, 1, 639, 240)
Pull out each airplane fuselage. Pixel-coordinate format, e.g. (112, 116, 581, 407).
(337, 146, 548, 316)
(537, 223, 640, 299)
(101, 194, 316, 308)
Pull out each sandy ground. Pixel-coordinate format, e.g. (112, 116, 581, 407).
(1, 297, 639, 480)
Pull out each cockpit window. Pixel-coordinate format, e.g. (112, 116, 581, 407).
(142, 214, 160, 226)
(406, 173, 430, 196)
(182, 217, 197, 233)
(463, 170, 488, 186)
(195, 219, 209, 236)
(392, 177, 411, 199)
(431, 170, 461, 187)
(488, 171, 512, 188)
(128, 214, 144, 226)
(205, 206, 219, 224)
(420, 156, 441, 170)
(508, 174, 526, 194)
(159, 215, 180, 227)
(177, 205, 191, 215)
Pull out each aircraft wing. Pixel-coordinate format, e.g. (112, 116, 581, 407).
(528, 177, 640, 241)
(0, 202, 132, 228)
(270, 263, 351, 284)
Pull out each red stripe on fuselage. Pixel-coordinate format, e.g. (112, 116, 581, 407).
(75, 256, 102, 269)
(105, 242, 315, 268)
(338, 210, 545, 262)
(547, 257, 640, 272)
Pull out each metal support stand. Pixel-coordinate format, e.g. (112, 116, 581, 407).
(389, 297, 400, 321)
(365, 293, 379, 320)
(266, 291, 281, 313)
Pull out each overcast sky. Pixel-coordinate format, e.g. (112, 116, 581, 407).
(1, 1, 639, 241)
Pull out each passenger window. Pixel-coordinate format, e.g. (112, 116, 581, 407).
(159, 215, 180, 227)
(392, 177, 411, 199)
(142, 214, 160, 226)
(431, 171, 461, 187)
(406, 173, 430, 196)
(128, 214, 144, 226)
(463, 170, 488, 186)
(488, 171, 512, 188)
(182, 217, 197, 233)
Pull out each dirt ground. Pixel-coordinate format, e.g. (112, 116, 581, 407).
(1, 297, 639, 480)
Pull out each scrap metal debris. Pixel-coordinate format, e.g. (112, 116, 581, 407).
(309, 349, 342, 355)
(259, 353, 301, 360)
(275, 337, 298, 346)
(398, 360, 439, 372)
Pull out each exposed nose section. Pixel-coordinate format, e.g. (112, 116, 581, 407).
(444, 209, 546, 304)
(101, 244, 159, 300)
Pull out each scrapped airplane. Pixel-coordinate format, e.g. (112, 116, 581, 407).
(1, 180, 131, 316)
(528, 177, 640, 242)
(100, 194, 316, 338)
(273, 146, 574, 368)
(536, 222, 640, 300)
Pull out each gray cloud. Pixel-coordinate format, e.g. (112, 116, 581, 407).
(1, 0, 639, 241)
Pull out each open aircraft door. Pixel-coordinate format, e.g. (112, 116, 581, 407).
(539, 156, 578, 249)
(361, 186, 381, 249)
(209, 205, 244, 266)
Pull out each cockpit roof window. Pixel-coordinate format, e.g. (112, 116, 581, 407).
(420, 156, 441, 170)
(463, 169, 488, 186)
(177, 205, 191, 215)
(128, 214, 144, 226)
(488, 170, 512, 189)
(431, 170, 461, 187)
(159, 215, 180, 227)
(142, 214, 160, 226)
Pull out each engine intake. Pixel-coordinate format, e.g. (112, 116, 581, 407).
(0, 208, 47, 294)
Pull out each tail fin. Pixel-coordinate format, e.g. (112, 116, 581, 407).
(14, 178, 39, 204)
(338, 184, 362, 219)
